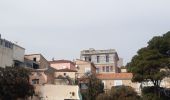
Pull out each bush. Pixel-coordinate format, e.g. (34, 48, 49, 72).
(96, 86, 140, 100)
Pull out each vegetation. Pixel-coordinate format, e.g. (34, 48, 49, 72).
(142, 86, 170, 100)
(96, 86, 140, 100)
(126, 31, 170, 99)
(0, 67, 34, 100)
(80, 74, 104, 100)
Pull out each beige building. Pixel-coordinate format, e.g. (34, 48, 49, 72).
(96, 73, 140, 93)
(80, 48, 119, 73)
(24, 54, 49, 69)
(0, 35, 25, 68)
(49, 60, 77, 70)
(39, 84, 81, 100)
(75, 59, 96, 78)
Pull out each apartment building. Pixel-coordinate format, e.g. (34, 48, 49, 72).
(0, 35, 25, 68)
(80, 48, 119, 73)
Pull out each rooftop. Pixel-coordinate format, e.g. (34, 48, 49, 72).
(96, 73, 133, 80)
(81, 48, 117, 55)
(49, 60, 75, 65)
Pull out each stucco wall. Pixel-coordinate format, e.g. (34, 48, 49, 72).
(0, 45, 13, 67)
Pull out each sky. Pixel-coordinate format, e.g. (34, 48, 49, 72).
(0, 0, 170, 65)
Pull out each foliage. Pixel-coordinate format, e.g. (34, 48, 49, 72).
(96, 86, 140, 100)
(0, 67, 34, 100)
(80, 74, 104, 100)
(127, 32, 170, 87)
(88, 74, 104, 100)
(142, 86, 170, 100)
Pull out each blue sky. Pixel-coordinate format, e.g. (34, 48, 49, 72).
(1, 0, 170, 65)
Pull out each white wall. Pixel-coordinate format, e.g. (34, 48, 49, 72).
(0, 45, 13, 67)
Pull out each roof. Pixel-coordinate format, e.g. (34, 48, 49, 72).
(56, 68, 77, 72)
(49, 60, 75, 65)
(96, 73, 133, 80)
(45, 66, 58, 74)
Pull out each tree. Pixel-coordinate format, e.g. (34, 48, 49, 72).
(0, 67, 34, 100)
(79, 74, 104, 100)
(96, 86, 140, 100)
(127, 32, 170, 96)
(88, 74, 104, 100)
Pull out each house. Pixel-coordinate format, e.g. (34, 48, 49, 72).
(24, 54, 49, 69)
(49, 60, 77, 70)
(0, 35, 25, 68)
(75, 59, 96, 78)
(39, 84, 82, 100)
(96, 73, 140, 93)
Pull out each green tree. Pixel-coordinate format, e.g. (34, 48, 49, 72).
(127, 32, 170, 96)
(0, 67, 34, 100)
(80, 74, 104, 100)
(88, 74, 104, 100)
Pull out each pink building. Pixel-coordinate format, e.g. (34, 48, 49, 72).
(49, 60, 76, 70)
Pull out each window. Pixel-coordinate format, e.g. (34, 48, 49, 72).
(106, 66, 110, 72)
(33, 57, 36, 62)
(102, 80, 106, 88)
(97, 56, 100, 63)
(64, 73, 66, 76)
(106, 55, 109, 62)
(32, 79, 39, 84)
(85, 67, 91, 73)
(110, 66, 113, 71)
(85, 57, 88, 61)
(96, 68, 99, 73)
(85, 57, 91, 62)
(102, 66, 105, 72)
(114, 80, 123, 86)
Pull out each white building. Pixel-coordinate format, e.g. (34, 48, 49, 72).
(0, 35, 25, 68)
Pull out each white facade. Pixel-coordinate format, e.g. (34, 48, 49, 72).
(39, 85, 81, 100)
(0, 36, 25, 68)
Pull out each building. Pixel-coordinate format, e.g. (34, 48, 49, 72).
(75, 59, 96, 78)
(117, 58, 123, 68)
(53, 69, 77, 85)
(96, 73, 140, 93)
(24, 54, 49, 69)
(80, 48, 119, 73)
(0, 35, 25, 68)
(39, 84, 82, 100)
(49, 60, 77, 70)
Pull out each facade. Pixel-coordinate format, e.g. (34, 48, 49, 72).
(54, 69, 77, 85)
(75, 59, 96, 78)
(0, 35, 25, 68)
(49, 60, 76, 70)
(80, 48, 119, 73)
(39, 84, 82, 100)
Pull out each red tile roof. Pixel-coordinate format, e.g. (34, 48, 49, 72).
(96, 73, 133, 80)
